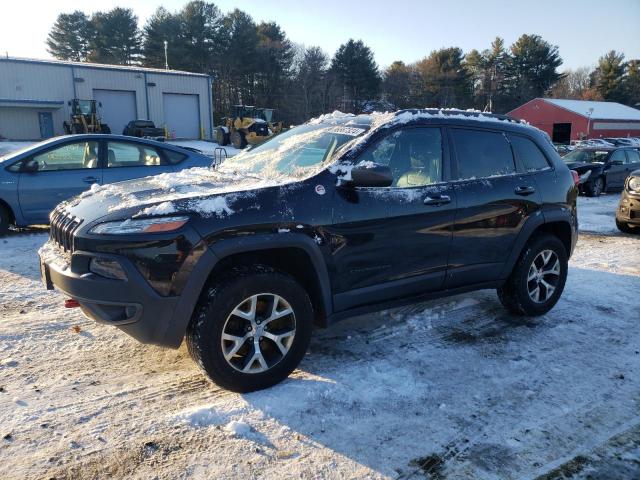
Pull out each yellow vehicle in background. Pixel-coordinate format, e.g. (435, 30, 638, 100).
(216, 105, 283, 149)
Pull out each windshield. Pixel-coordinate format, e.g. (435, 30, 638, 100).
(217, 123, 367, 180)
(563, 149, 610, 164)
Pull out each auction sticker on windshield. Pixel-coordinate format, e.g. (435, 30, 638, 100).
(326, 126, 366, 136)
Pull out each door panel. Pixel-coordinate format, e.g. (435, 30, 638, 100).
(18, 140, 102, 223)
(603, 150, 628, 189)
(38, 112, 54, 138)
(446, 127, 540, 287)
(327, 126, 456, 311)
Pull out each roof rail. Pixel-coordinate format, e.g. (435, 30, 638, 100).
(395, 108, 522, 123)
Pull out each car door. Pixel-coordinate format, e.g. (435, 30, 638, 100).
(603, 149, 628, 189)
(18, 139, 102, 224)
(327, 126, 456, 311)
(101, 140, 176, 184)
(445, 127, 542, 288)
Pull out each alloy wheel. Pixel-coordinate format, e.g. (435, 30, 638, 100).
(527, 249, 561, 303)
(220, 293, 296, 373)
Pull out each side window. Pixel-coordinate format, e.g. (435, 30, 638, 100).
(107, 142, 162, 168)
(358, 127, 442, 187)
(164, 149, 187, 165)
(625, 149, 640, 164)
(451, 128, 515, 179)
(609, 150, 626, 164)
(31, 141, 99, 171)
(509, 135, 550, 172)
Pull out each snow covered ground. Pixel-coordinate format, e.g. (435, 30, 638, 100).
(577, 194, 621, 234)
(0, 195, 638, 479)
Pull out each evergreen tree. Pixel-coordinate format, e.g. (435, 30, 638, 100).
(180, 1, 223, 73)
(142, 7, 184, 69)
(293, 45, 330, 120)
(624, 59, 640, 108)
(46, 11, 92, 61)
(88, 8, 141, 65)
(330, 39, 380, 112)
(593, 50, 627, 102)
(382, 61, 413, 109)
(506, 34, 563, 110)
(413, 47, 472, 108)
(255, 22, 294, 109)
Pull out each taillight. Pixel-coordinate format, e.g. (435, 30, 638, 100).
(570, 170, 580, 186)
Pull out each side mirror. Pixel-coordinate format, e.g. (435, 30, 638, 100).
(22, 159, 39, 173)
(350, 163, 393, 187)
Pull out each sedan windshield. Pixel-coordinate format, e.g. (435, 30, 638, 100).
(563, 149, 610, 164)
(217, 123, 367, 180)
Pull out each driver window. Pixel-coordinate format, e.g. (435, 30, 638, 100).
(358, 127, 442, 187)
(31, 141, 99, 171)
(609, 150, 626, 164)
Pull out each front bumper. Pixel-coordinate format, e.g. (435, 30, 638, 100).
(38, 242, 180, 347)
(616, 192, 640, 225)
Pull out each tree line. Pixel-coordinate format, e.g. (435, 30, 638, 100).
(46, 2, 640, 126)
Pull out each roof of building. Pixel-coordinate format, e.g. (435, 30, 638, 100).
(542, 98, 640, 121)
(0, 56, 209, 78)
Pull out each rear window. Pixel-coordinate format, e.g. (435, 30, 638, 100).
(509, 135, 550, 171)
(164, 149, 187, 165)
(451, 128, 515, 179)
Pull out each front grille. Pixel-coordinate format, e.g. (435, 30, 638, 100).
(49, 208, 83, 252)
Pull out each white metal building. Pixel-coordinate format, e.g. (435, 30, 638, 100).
(0, 57, 213, 140)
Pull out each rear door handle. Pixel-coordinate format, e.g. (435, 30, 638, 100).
(423, 194, 451, 206)
(83, 176, 99, 184)
(514, 185, 536, 196)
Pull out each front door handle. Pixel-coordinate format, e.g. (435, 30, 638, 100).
(83, 176, 99, 184)
(423, 194, 451, 206)
(514, 185, 536, 196)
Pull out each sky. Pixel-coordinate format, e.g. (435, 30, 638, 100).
(0, 0, 639, 70)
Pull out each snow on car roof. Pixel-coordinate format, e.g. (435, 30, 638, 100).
(544, 99, 640, 121)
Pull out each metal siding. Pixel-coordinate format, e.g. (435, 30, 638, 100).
(163, 93, 200, 138)
(0, 59, 212, 140)
(93, 89, 137, 134)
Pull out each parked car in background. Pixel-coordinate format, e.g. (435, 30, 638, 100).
(122, 120, 165, 138)
(554, 144, 573, 157)
(616, 169, 640, 233)
(38, 109, 577, 392)
(574, 139, 615, 148)
(563, 146, 640, 196)
(0, 134, 213, 234)
(604, 137, 640, 147)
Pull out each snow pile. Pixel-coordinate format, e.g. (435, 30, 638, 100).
(189, 196, 234, 218)
(224, 420, 251, 437)
(308, 110, 356, 125)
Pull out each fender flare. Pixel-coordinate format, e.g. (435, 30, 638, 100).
(162, 233, 333, 347)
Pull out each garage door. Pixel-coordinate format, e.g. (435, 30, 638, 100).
(93, 89, 137, 135)
(163, 94, 200, 139)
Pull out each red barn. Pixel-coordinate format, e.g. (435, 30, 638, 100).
(507, 98, 640, 143)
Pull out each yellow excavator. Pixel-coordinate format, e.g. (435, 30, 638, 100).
(216, 105, 283, 149)
(63, 99, 111, 134)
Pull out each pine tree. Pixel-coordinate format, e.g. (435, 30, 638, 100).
(88, 8, 141, 65)
(413, 47, 472, 109)
(593, 50, 627, 102)
(142, 7, 184, 69)
(624, 60, 640, 108)
(382, 61, 413, 109)
(46, 11, 92, 61)
(330, 39, 380, 112)
(255, 22, 294, 109)
(506, 34, 563, 110)
(294, 46, 330, 120)
(180, 1, 223, 73)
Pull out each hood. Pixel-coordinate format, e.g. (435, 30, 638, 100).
(64, 166, 284, 224)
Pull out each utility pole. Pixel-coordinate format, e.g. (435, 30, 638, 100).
(586, 107, 594, 139)
(164, 40, 169, 70)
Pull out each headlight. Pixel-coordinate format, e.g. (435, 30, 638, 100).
(628, 176, 640, 193)
(89, 216, 189, 235)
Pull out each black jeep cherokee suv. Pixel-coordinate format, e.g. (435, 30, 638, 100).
(39, 109, 578, 392)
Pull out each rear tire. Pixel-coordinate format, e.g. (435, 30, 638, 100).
(0, 205, 12, 236)
(584, 176, 604, 197)
(231, 130, 247, 149)
(186, 266, 313, 392)
(216, 128, 229, 146)
(616, 218, 638, 234)
(497, 234, 568, 316)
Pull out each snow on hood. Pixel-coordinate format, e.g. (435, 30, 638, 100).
(73, 167, 281, 219)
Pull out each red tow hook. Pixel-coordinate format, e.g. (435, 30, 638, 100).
(64, 299, 81, 308)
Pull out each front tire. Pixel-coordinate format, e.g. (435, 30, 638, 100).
(616, 218, 638, 234)
(584, 176, 604, 197)
(0, 205, 12, 236)
(216, 128, 229, 146)
(497, 234, 568, 316)
(231, 130, 247, 149)
(186, 266, 313, 392)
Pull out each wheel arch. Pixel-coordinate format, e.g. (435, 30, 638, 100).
(163, 234, 333, 348)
